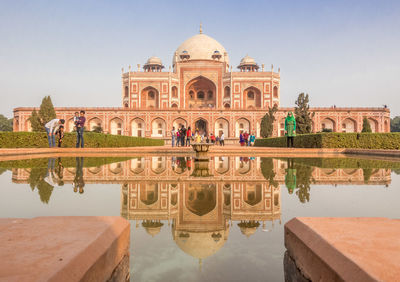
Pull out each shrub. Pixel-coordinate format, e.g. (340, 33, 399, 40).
(0, 132, 164, 148)
(254, 132, 400, 150)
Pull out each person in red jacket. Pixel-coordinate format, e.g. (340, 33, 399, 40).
(186, 126, 192, 146)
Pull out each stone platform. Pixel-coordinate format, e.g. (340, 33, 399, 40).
(284, 217, 400, 282)
(0, 216, 130, 282)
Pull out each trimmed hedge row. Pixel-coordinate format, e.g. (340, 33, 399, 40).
(0, 132, 164, 148)
(254, 133, 400, 149)
(278, 157, 400, 169)
(0, 157, 134, 168)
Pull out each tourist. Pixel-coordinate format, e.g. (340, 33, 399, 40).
(186, 126, 192, 146)
(44, 118, 65, 148)
(249, 133, 256, 146)
(239, 132, 245, 146)
(210, 133, 216, 144)
(181, 125, 187, 147)
(220, 132, 225, 146)
(195, 131, 202, 143)
(285, 112, 296, 148)
(243, 131, 249, 146)
(176, 129, 181, 147)
(73, 111, 80, 130)
(56, 125, 64, 147)
(76, 110, 86, 148)
(171, 126, 176, 147)
(206, 135, 210, 143)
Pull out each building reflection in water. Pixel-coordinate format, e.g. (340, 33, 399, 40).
(8, 155, 394, 263)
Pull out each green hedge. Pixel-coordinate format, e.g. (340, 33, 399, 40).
(277, 157, 400, 169)
(0, 157, 134, 168)
(254, 133, 400, 149)
(0, 132, 164, 148)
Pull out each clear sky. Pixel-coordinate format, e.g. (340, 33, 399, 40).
(0, 0, 399, 117)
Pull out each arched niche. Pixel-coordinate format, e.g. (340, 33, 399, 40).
(140, 184, 159, 205)
(244, 184, 262, 206)
(151, 118, 166, 137)
(244, 87, 261, 109)
(141, 86, 159, 109)
(88, 118, 102, 132)
(341, 118, 357, 133)
(110, 117, 124, 135)
(235, 118, 250, 137)
(186, 76, 216, 109)
(186, 184, 216, 216)
(214, 118, 229, 138)
(321, 118, 336, 132)
(131, 118, 145, 137)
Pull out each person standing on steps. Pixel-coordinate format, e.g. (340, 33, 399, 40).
(285, 112, 296, 148)
(171, 126, 176, 147)
(186, 126, 192, 147)
(181, 125, 187, 147)
(220, 132, 225, 146)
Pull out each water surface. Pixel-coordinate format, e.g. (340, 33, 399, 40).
(0, 155, 399, 282)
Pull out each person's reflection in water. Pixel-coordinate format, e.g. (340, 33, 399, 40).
(171, 156, 176, 171)
(44, 158, 56, 187)
(285, 158, 296, 194)
(73, 157, 85, 194)
(55, 157, 64, 186)
(186, 157, 192, 171)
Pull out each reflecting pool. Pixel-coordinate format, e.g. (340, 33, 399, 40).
(0, 155, 399, 282)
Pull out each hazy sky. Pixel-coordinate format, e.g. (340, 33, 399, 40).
(0, 0, 399, 117)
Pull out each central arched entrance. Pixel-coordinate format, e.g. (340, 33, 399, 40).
(186, 76, 216, 109)
(195, 119, 208, 135)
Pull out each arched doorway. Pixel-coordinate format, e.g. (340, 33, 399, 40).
(151, 118, 166, 137)
(341, 118, 357, 133)
(368, 118, 378, 133)
(195, 118, 208, 135)
(186, 76, 216, 109)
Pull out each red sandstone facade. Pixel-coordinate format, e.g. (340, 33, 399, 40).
(13, 30, 391, 142)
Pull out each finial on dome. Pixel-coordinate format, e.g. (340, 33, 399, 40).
(200, 22, 203, 34)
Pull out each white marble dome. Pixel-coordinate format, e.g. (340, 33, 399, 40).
(173, 33, 229, 65)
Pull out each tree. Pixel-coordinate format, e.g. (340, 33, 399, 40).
(0, 114, 13, 131)
(28, 109, 43, 132)
(38, 96, 56, 125)
(294, 93, 314, 134)
(361, 117, 372, 133)
(92, 125, 103, 133)
(28, 96, 56, 132)
(391, 116, 400, 132)
(260, 104, 278, 138)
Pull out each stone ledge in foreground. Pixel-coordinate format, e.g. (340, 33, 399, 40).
(0, 216, 130, 282)
(284, 217, 400, 282)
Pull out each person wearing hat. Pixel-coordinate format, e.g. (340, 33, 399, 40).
(284, 112, 296, 148)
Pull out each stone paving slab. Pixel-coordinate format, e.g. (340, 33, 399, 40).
(284, 217, 400, 282)
(0, 216, 130, 282)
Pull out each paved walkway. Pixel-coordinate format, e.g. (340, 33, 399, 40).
(0, 146, 398, 160)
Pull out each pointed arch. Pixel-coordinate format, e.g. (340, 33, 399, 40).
(185, 76, 216, 109)
(243, 86, 261, 109)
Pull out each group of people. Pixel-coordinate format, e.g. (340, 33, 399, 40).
(171, 125, 225, 147)
(239, 131, 256, 146)
(44, 110, 86, 148)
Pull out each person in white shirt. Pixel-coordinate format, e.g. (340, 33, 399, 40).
(45, 119, 65, 147)
(220, 132, 225, 146)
